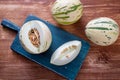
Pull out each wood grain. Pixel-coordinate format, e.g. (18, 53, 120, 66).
(0, 0, 120, 80)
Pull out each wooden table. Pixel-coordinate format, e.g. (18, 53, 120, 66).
(0, 0, 120, 79)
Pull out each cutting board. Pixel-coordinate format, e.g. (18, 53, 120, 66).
(1, 15, 90, 80)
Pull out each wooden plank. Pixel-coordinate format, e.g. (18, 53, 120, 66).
(0, 0, 120, 79)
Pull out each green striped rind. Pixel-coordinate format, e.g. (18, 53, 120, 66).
(54, 7, 83, 25)
(53, 4, 82, 15)
(56, 16, 70, 20)
(57, 18, 81, 25)
(94, 21, 119, 29)
(57, 6, 67, 11)
(52, 1, 83, 25)
(85, 17, 119, 46)
(87, 27, 113, 30)
(54, 12, 83, 25)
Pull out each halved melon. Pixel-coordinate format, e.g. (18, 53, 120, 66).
(19, 20, 52, 54)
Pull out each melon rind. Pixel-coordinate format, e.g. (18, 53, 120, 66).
(85, 17, 119, 46)
(51, 0, 83, 25)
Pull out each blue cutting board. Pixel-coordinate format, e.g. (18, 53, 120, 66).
(1, 15, 90, 80)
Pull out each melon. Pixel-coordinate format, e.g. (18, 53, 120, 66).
(51, 0, 83, 25)
(50, 40, 82, 66)
(85, 17, 119, 46)
(19, 20, 52, 54)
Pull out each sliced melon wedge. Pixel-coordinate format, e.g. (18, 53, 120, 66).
(50, 40, 82, 66)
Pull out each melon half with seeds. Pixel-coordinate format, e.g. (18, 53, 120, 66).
(19, 20, 52, 54)
(50, 40, 82, 66)
(51, 0, 83, 25)
(85, 17, 119, 46)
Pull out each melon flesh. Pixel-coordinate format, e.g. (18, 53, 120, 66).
(50, 40, 82, 66)
(19, 20, 52, 54)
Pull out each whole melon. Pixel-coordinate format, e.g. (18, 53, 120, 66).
(51, 0, 83, 25)
(85, 17, 119, 46)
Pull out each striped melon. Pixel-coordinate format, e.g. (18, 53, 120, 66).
(51, 0, 83, 25)
(85, 17, 119, 46)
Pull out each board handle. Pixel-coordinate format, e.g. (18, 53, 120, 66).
(1, 19, 20, 32)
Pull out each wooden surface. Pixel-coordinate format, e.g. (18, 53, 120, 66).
(0, 0, 120, 80)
